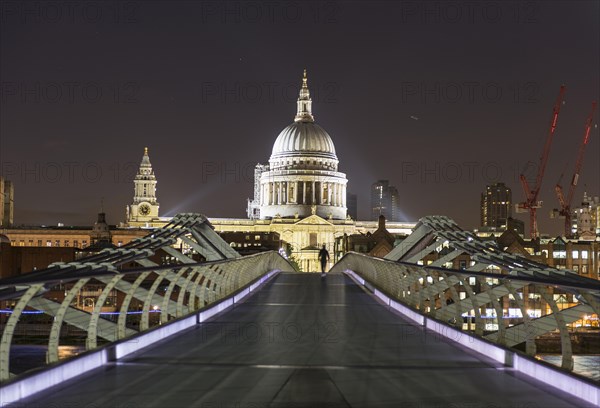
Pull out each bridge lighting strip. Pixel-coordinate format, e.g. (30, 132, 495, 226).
(0, 269, 281, 406)
(0, 310, 162, 315)
(0, 310, 45, 314)
(342, 269, 599, 407)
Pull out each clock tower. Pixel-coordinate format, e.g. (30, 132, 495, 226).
(127, 147, 160, 225)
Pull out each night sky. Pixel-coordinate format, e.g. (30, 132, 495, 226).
(1, 1, 598, 236)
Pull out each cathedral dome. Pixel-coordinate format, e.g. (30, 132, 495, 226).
(268, 70, 339, 170)
(248, 70, 347, 221)
(271, 121, 337, 160)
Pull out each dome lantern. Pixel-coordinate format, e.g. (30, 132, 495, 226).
(294, 69, 314, 123)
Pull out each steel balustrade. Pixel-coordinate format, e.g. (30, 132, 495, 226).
(332, 215, 600, 373)
(331, 252, 600, 372)
(0, 213, 294, 381)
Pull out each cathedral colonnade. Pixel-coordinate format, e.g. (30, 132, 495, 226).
(259, 179, 347, 207)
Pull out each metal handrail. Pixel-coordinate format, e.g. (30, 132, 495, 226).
(331, 251, 600, 374)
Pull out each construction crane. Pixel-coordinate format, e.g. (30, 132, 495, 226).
(516, 85, 567, 239)
(552, 101, 597, 237)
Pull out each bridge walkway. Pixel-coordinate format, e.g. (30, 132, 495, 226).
(11, 273, 591, 408)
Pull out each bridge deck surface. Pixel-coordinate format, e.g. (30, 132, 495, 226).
(12, 273, 592, 407)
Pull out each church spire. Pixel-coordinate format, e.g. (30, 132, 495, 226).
(294, 69, 314, 122)
(134, 147, 157, 203)
(127, 147, 159, 225)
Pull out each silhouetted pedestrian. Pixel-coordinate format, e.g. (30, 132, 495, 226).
(319, 244, 330, 277)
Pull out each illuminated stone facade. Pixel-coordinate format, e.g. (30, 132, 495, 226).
(574, 192, 600, 240)
(0, 225, 147, 249)
(210, 216, 413, 272)
(126, 147, 162, 227)
(247, 70, 347, 221)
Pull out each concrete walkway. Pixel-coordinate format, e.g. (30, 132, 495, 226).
(11, 273, 593, 407)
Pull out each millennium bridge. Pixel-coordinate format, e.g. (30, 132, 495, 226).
(1, 214, 599, 407)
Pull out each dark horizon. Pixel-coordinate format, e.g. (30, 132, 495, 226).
(1, 1, 599, 236)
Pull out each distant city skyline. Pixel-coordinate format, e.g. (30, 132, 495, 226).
(0, 1, 598, 236)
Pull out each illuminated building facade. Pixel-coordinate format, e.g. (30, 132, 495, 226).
(371, 180, 400, 222)
(541, 237, 600, 279)
(480, 182, 512, 228)
(247, 70, 348, 221)
(573, 192, 599, 240)
(126, 147, 162, 227)
(0, 224, 146, 249)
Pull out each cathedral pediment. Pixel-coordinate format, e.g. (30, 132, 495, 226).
(295, 215, 333, 226)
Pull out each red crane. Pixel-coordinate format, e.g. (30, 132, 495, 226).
(517, 85, 566, 239)
(553, 101, 597, 237)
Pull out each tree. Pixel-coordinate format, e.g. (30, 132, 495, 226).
(282, 242, 302, 272)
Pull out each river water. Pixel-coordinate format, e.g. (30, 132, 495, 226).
(536, 354, 600, 381)
(9, 345, 84, 374)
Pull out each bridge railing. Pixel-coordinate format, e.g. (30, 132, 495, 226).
(0, 250, 294, 382)
(331, 252, 600, 373)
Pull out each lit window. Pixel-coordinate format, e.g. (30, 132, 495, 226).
(508, 308, 523, 318)
(553, 294, 566, 302)
(581, 251, 588, 259)
(572, 251, 579, 259)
